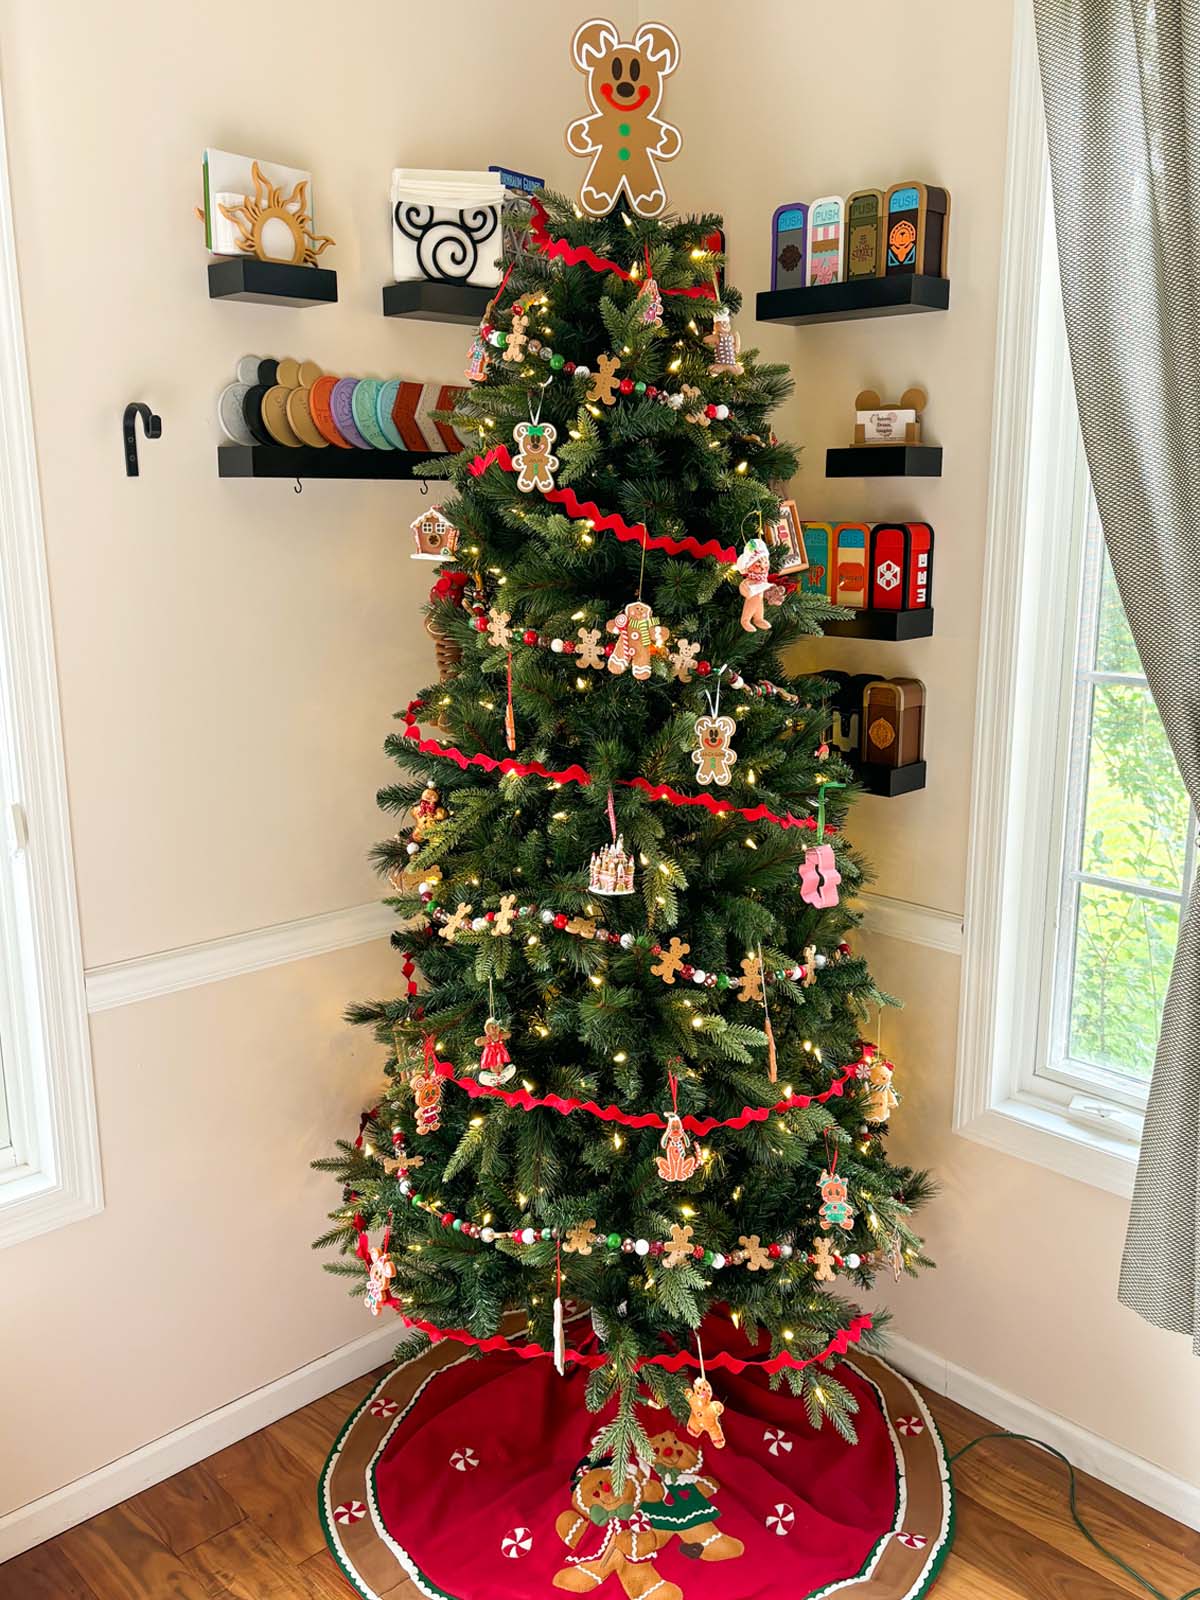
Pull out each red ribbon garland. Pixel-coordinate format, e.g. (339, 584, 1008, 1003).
(466, 444, 737, 564)
(368, 1295, 871, 1374)
(427, 1050, 858, 1133)
(354, 1107, 380, 1149)
(527, 195, 717, 302)
(402, 718, 835, 837)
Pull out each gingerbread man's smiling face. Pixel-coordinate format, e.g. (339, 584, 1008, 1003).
(573, 19, 678, 122)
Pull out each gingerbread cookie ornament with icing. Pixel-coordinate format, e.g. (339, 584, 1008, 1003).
(565, 19, 682, 219)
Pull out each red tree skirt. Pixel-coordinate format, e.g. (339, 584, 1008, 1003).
(320, 1324, 954, 1600)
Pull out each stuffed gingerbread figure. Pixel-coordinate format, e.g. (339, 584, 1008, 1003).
(647, 1431, 744, 1562)
(411, 785, 446, 842)
(606, 600, 668, 680)
(553, 1459, 681, 1599)
(736, 538, 773, 633)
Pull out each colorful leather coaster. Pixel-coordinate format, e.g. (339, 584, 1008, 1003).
(391, 381, 430, 451)
(236, 354, 263, 385)
(433, 383, 467, 454)
(257, 358, 280, 387)
(351, 379, 393, 450)
(286, 388, 329, 448)
(332, 379, 372, 449)
(375, 380, 405, 449)
(309, 376, 353, 448)
(261, 385, 304, 447)
(241, 385, 275, 446)
(275, 357, 301, 389)
(217, 382, 255, 445)
(298, 359, 323, 387)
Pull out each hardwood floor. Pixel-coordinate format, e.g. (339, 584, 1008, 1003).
(1, 1372, 1196, 1598)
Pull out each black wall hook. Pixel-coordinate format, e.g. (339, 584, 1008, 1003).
(123, 403, 162, 477)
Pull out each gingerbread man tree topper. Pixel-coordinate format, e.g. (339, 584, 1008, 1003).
(566, 19, 682, 219)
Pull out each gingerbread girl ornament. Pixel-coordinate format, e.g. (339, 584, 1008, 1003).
(736, 536, 773, 632)
(475, 1018, 515, 1086)
(565, 19, 682, 219)
(512, 420, 559, 494)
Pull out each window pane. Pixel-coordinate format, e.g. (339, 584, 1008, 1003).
(1068, 883, 1178, 1081)
(1079, 682, 1191, 891)
(0, 1040, 8, 1150)
(1094, 545, 1143, 675)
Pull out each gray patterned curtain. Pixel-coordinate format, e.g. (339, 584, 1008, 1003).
(1034, 1, 1200, 1349)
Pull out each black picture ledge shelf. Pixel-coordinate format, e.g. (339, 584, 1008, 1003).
(382, 280, 495, 325)
(826, 445, 943, 478)
(823, 608, 934, 642)
(853, 758, 928, 798)
(208, 258, 338, 307)
(756, 275, 949, 326)
(217, 444, 446, 480)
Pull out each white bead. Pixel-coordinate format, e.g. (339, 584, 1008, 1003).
(668, 393, 684, 409)
(406, 841, 419, 855)
(472, 916, 487, 932)
(619, 932, 634, 950)
(815, 953, 827, 969)
(845, 1253, 861, 1270)
(398, 1178, 411, 1194)
(790, 966, 802, 981)
(521, 1227, 537, 1245)
(711, 1252, 726, 1270)
(550, 638, 564, 653)
(417, 880, 431, 895)
(481, 1226, 496, 1243)
(634, 1238, 650, 1256)
(691, 969, 707, 985)
(779, 1243, 793, 1259)
(574, 364, 590, 379)
(715, 403, 730, 420)
(541, 908, 555, 924)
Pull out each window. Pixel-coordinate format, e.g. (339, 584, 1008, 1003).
(0, 88, 100, 1246)
(954, 4, 1177, 1196)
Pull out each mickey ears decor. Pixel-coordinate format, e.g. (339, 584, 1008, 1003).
(565, 18, 682, 219)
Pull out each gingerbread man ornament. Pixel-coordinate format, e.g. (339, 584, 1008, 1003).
(512, 421, 559, 493)
(565, 19, 682, 219)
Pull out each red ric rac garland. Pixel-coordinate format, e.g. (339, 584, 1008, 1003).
(402, 710, 835, 837)
(527, 195, 718, 304)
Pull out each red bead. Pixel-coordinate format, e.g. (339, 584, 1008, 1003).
(603, 642, 615, 656)
(523, 629, 538, 646)
(768, 1242, 782, 1259)
(646, 386, 658, 398)
(609, 931, 621, 944)
(705, 404, 718, 419)
(839, 942, 851, 954)
(474, 616, 488, 632)
(649, 1240, 663, 1256)
(565, 361, 576, 373)
(619, 377, 635, 394)
(696, 660, 711, 676)
(553, 913, 569, 930)
(485, 911, 495, 922)
(562, 639, 575, 653)
(692, 1244, 704, 1259)
(651, 944, 662, 954)
(442, 1213, 454, 1227)
(680, 965, 694, 980)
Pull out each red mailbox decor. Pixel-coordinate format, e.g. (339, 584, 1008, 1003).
(868, 522, 934, 611)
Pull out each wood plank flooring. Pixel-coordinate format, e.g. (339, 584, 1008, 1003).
(1, 1371, 1196, 1598)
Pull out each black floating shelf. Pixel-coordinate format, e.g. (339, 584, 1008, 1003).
(823, 607, 934, 642)
(217, 444, 446, 480)
(208, 258, 337, 307)
(382, 280, 494, 325)
(826, 445, 943, 478)
(756, 275, 949, 326)
(855, 759, 927, 798)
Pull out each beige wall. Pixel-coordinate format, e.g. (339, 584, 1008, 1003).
(0, 0, 1196, 1527)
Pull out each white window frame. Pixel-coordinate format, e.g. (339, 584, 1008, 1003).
(0, 85, 101, 1246)
(955, 0, 1145, 1198)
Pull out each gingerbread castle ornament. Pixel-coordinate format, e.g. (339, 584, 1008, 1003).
(589, 835, 636, 896)
(565, 19, 682, 219)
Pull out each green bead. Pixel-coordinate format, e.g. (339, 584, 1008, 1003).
(541, 1227, 552, 1240)
(453, 1218, 463, 1231)
(634, 381, 646, 394)
(550, 353, 565, 371)
(702, 1249, 713, 1264)
(495, 331, 508, 348)
(412, 1193, 423, 1205)
(607, 1232, 621, 1249)
(717, 973, 730, 990)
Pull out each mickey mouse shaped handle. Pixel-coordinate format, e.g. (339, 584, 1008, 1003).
(123, 402, 162, 477)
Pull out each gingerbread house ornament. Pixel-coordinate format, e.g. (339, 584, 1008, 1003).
(410, 506, 459, 561)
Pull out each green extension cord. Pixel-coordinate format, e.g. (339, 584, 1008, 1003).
(948, 1433, 1200, 1600)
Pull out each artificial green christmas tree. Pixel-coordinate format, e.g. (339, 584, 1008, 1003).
(316, 185, 931, 1484)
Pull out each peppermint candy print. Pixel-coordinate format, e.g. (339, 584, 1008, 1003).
(369, 1398, 399, 1419)
(501, 1526, 534, 1559)
(896, 1532, 928, 1549)
(765, 1502, 795, 1536)
(895, 1415, 925, 1435)
(333, 1500, 367, 1525)
(763, 1427, 793, 1456)
(450, 1446, 480, 1472)
(627, 1509, 652, 1535)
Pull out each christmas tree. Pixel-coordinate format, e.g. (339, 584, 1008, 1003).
(316, 186, 932, 1482)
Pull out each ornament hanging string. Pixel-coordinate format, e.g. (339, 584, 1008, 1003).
(815, 781, 847, 838)
(606, 787, 619, 844)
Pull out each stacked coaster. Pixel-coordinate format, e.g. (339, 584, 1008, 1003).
(218, 355, 469, 452)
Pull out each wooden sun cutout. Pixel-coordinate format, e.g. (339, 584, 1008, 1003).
(219, 162, 334, 267)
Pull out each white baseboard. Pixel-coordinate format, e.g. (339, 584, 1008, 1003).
(887, 1332, 1200, 1532)
(84, 901, 394, 1012)
(0, 1323, 403, 1562)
